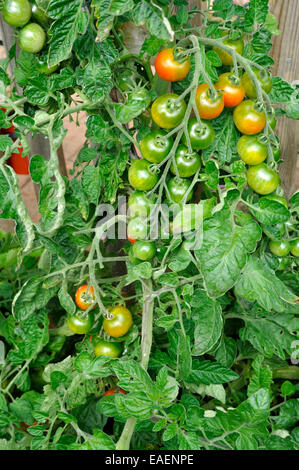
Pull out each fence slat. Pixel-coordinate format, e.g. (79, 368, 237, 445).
(269, 0, 299, 197)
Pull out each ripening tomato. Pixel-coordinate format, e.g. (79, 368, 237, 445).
(140, 130, 173, 163)
(128, 191, 152, 218)
(237, 134, 267, 165)
(213, 35, 244, 66)
(154, 48, 191, 82)
(104, 387, 127, 396)
(195, 83, 224, 120)
(215, 73, 245, 108)
(241, 69, 273, 99)
(170, 145, 201, 178)
(128, 235, 136, 244)
(18, 23, 46, 54)
(67, 311, 94, 335)
(151, 93, 186, 129)
(128, 159, 158, 191)
(2, 0, 31, 27)
(8, 146, 29, 175)
(127, 217, 148, 241)
(132, 240, 156, 261)
(103, 305, 133, 338)
(94, 339, 122, 358)
(75, 284, 96, 310)
(290, 239, 299, 257)
(182, 118, 215, 150)
(246, 163, 280, 195)
(166, 177, 193, 203)
(269, 239, 290, 257)
(233, 100, 266, 135)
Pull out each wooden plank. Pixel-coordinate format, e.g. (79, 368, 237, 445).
(269, 0, 299, 197)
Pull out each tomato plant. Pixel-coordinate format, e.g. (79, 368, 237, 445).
(0, 0, 298, 454)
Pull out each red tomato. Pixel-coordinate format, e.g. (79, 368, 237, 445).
(155, 48, 191, 82)
(104, 387, 127, 397)
(128, 235, 136, 244)
(195, 83, 224, 120)
(215, 73, 245, 108)
(8, 146, 29, 175)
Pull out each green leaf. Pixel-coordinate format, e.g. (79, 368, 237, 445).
(133, 1, 171, 40)
(247, 355, 273, 396)
(272, 400, 299, 429)
(191, 290, 223, 356)
(264, 13, 281, 35)
(234, 257, 299, 313)
(214, 337, 237, 368)
(178, 432, 202, 450)
(269, 77, 295, 104)
(195, 208, 261, 298)
(239, 312, 299, 360)
(76, 61, 112, 103)
(250, 198, 290, 225)
(281, 381, 296, 397)
(163, 423, 179, 441)
(188, 359, 239, 385)
(201, 109, 240, 165)
(13, 277, 59, 321)
(48, 0, 85, 66)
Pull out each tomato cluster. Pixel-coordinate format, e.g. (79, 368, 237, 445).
(66, 284, 134, 358)
(0, 108, 30, 174)
(2, 0, 47, 54)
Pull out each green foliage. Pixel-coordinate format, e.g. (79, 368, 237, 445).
(0, 0, 298, 452)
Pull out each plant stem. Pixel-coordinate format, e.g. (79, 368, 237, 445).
(116, 279, 154, 450)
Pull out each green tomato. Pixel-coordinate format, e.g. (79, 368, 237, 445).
(272, 141, 281, 162)
(31, 2, 49, 27)
(170, 145, 201, 178)
(290, 239, 299, 257)
(128, 246, 142, 265)
(151, 93, 186, 129)
(117, 69, 136, 92)
(246, 163, 280, 195)
(213, 37, 244, 66)
(2, 0, 31, 27)
(67, 312, 94, 335)
(132, 240, 156, 261)
(128, 159, 158, 191)
(18, 22, 46, 53)
(241, 69, 273, 99)
(140, 130, 173, 163)
(128, 191, 152, 218)
(166, 177, 193, 203)
(182, 118, 215, 150)
(269, 239, 290, 257)
(36, 55, 58, 74)
(127, 217, 148, 240)
(94, 339, 122, 358)
(237, 134, 268, 165)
